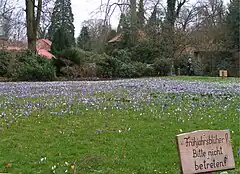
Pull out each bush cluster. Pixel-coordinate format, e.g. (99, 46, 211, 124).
(51, 47, 156, 79)
(173, 52, 236, 76)
(51, 45, 172, 79)
(0, 50, 55, 81)
(0, 50, 11, 76)
(1, 40, 236, 82)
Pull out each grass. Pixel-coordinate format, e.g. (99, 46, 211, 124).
(164, 76, 240, 83)
(0, 77, 239, 174)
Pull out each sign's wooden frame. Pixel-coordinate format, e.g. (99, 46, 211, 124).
(176, 130, 235, 174)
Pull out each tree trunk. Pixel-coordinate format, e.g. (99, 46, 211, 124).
(165, 0, 177, 57)
(137, 0, 144, 29)
(130, 0, 137, 45)
(166, 0, 176, 29)
(25, 0, 42, 52)
(36, 0, 42, 31)
(164, 0, 186, 59)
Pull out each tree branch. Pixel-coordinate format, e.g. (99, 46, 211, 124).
(176, 0, 187, 19)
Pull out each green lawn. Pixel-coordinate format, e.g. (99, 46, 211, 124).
(164, 76, 240, 83)
(0, 77, 239, 173)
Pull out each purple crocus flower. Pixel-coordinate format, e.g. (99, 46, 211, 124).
(96, 129, 102, 134)
(238, 149, 240, 155)
(162, 104, 167, 109)
(1, 112, 6, 118)
(27, 103, 32, 109)
(237, 104, 240, 111)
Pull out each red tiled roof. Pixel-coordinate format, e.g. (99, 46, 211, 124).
(2, 46, 24, 51)
(0, 38, 55, 59)
(37, 49, 55, 59)
(38, 39, 52, 46)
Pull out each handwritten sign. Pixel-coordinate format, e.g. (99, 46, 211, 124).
(176, 130, 235, 174)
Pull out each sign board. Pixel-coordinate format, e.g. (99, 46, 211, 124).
(176, 130, 235, 174)
(219, 70, 228, 77)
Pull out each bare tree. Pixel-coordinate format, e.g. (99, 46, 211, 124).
(82, 19, 112, 52)
(38, 0, 54, 38)
(172, 0, 227, 59)
(0, 0, 16, 38)
(175, 2, 200, 31)
(189, 0, 226, 51)
(82, 19, 107, 40)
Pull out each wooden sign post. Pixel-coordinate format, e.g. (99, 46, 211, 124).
(176, 130, 235, 174)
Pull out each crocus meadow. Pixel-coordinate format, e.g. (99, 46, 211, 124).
(0, 78, 239, 173)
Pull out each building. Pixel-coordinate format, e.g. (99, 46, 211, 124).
(108, 29, 147, 43)
(0, 38, 55, 59)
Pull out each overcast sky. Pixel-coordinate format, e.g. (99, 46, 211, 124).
(18, 0, 230, 38)
(72, 0, 230, 37)
(72, 0, 120, 37)
(18, 0, 120, 37)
